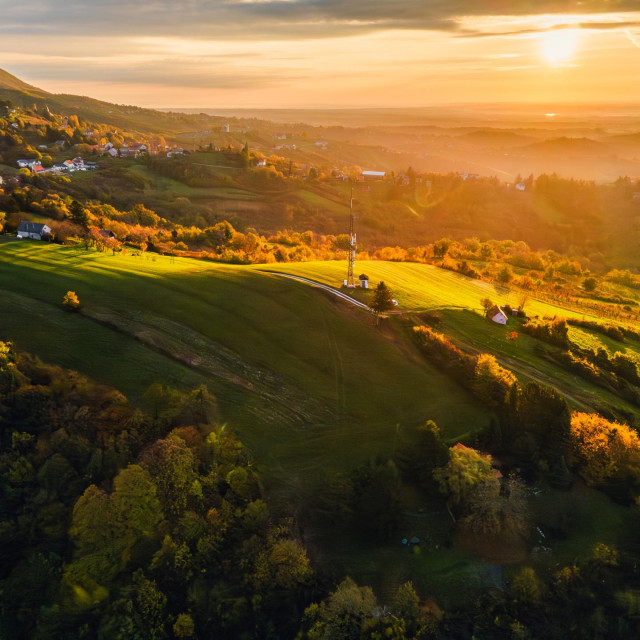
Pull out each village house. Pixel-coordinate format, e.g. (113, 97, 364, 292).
(17, 221, 51, 240)
(16, 159, 39, 168)
(488, 305, 508, 325)
(359, 274, 369, 289)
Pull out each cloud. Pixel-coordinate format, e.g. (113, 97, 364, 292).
(458, 18, 640, 39)
(2, 1, 640, 40)
(626, 29, 640, 48)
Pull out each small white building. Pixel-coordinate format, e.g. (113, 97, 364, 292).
(16, 159, 39, 169)
(359, 274, 369, 289)
(221, 124, 230, 133)
(362, 170, 386, 181)
(515, 183, 526, 191)
(17, 221, 51, 240)
(488, 305, 508, 325)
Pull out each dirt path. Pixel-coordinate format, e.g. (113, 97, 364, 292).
(264, 272, 373, 311)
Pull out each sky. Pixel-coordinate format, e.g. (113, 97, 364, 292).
(1, 0, 639, 108)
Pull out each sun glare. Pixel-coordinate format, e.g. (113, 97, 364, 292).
(540, 28, 580, 66)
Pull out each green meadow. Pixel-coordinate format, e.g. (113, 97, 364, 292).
(260, 261, 640, 416)
(0, 243, 489, 482)
(258, 260, 605, 319)
(3, 243, 639, 599)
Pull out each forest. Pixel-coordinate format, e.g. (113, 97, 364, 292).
(3, 328, 640, 638)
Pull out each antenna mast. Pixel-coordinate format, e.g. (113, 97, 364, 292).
(346, 184, 356, 287)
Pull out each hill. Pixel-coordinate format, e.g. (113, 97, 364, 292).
(0, 241, 488, 476)
(0, 67, 225, 136)
(520, 136, 612, 156)
(261, 260, 640, 422)
(0, 68, 44, 93)
(4, 240, 640, 604)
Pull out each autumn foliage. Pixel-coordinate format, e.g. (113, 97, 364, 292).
(569, 412, 640, 496)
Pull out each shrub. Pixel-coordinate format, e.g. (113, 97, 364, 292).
(521, 318, 570, 348)
(62, 291, 80, 311)
(413, 326, 476, 385)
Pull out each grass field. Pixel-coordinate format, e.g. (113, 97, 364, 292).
(294, 189, 350, 216)
(3, 244, 637, 599)
(259, 261, 640, 417)
(127, 164, 257, 201)
(0, 244, 490, 473)
(258, 260, 607, 318)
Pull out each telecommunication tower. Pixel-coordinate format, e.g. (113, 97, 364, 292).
(346, 185, 356, 287)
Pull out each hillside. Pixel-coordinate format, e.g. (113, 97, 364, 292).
(0, 241, 488, 474)
(261, 261, 640, 421)
(4, 239, 640, 614)
(4, 68, 640, 187)
(0, 67, 225, 136)
(0, 68, 43, 93)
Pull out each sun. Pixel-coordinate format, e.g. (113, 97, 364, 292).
(540, 28, 580, 66)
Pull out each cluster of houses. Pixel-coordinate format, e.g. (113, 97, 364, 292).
(103, 142, 147, 158)
(16, 157, 98, 175)
(102, 142, 186, 158)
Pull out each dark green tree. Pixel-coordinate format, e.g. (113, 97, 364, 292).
(69, 200, 88, 227)
(369, 281, 395, 323)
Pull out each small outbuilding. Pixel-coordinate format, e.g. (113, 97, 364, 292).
(488, 305, 508, 325)
(359, 273, 369, 289)
(91, 227, 116, 240)
(17, 221, 51, 240)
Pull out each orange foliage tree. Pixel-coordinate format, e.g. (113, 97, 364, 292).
(569, 412, 640, 495)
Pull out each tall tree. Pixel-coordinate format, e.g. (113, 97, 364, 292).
(69, 200, 88, 227)
(369, 281, 395, 324)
